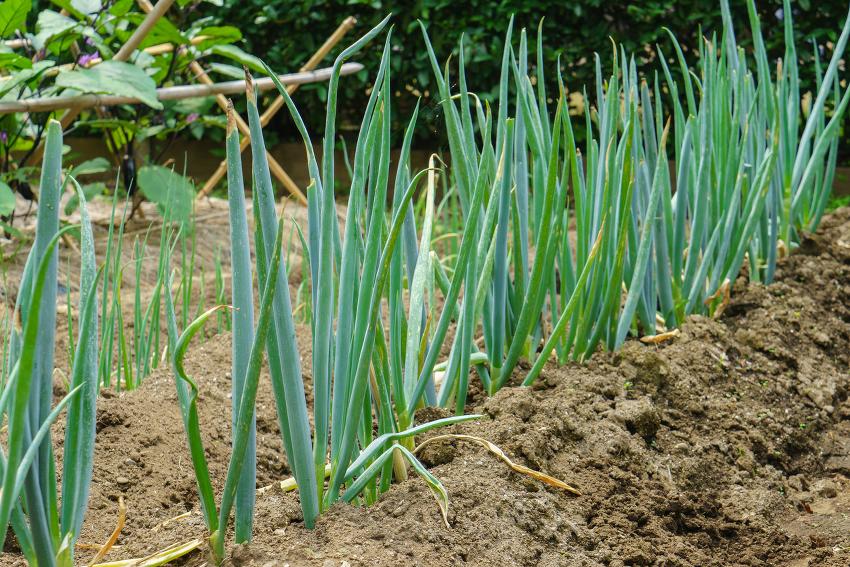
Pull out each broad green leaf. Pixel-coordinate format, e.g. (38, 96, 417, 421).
(207, 62, 244, 80)
(0, 52, 32, 70)
(195, 26, 242, 51)
(136, 165, 194, 225)
(211, 44, 265, 74)
(170, 96, 215, 115)
(108, 0, 133, 16)
(122, 13, 186, 48)
(0, 181, 15, 216)
(69, 157, 111, 177)
(33, 10, 77, 51)
(0, 61, 55, 97)
(55, 61, 163, 109)
(71, 0, 100, 16)
(0, 0, 30, 38)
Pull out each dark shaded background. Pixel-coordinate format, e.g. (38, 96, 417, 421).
(214, 0, 848, 151)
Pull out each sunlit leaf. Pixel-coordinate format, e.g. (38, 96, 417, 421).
(0, 181, 15, 216)
(70, 0, 101, 16)
(55, 61, 163, 109)
(33, 10, 77, 51)
(137, 165, 194, 226)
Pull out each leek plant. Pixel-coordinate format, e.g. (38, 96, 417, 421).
(0, 120, 100, 566)
(225, 100, 257, 543)
(424, 0, 850, 392)
(260, 17, 478, 524)
(168, 24, 476, 562)
(214, 245, 230, 334)
(128, 226, 171, 390)
(723, 0, 848, 283)
(165, 207, 284, 565)
(419, 23, 662, 402)
(619, 0, 850, 337)
(98, 191, 176, 392)
(98, 189, 130, 390)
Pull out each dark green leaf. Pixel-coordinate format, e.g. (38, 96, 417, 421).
(69, 157, 111, 177)
(195, 25, 242, 51)
(0, 0, 30, 38)
(0, 52, 32, 70)
(211, 44, 266, 73)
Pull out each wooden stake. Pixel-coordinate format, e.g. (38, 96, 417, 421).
(137, 0, 313, 202)
(24, 0, 178, 166)
(196, 16, 358, 199)
(0, 66, 361, 114)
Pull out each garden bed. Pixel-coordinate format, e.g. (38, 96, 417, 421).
(4, 208, 847, 566)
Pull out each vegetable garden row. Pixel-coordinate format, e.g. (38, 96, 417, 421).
(1, 0, 849, 564)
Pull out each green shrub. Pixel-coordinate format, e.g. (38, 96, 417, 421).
(214, 0, 849, 148)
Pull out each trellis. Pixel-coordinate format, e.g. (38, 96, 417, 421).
(1, 0, 359, 203)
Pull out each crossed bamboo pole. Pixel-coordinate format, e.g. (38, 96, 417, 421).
(24, 0, 178, 167)
(0, 66, 362, 113)
(18, 0, 356, 203)
(135, 0, 303, 201)
(196, 16, 358, 200)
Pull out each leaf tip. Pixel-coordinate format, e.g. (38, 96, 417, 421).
(226, 99, 236, 136)
(244, 67, 254, 102)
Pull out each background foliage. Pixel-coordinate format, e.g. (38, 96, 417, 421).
(0, 0, 264, 212)
(212, 0, 849, 148)
(4, 0, 849, 173)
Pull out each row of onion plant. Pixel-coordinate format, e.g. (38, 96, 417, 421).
(422, 0, 850, 397)
(167, 20, 479, 564)
(0, 127, 238, 567)
(0, 120, 100, 566)
(3, 2, 848, 564)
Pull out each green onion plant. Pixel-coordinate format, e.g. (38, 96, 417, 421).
(0, 120, 100, 567)
(168, 22, 477, 563)
(421, 1, 850, 394)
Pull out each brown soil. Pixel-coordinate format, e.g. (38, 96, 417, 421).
(4, 209, 850, 566)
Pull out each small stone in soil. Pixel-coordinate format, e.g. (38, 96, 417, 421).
(817, 481, 838, 498)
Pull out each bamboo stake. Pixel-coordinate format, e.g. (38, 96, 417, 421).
(135, 0, 307, 202)
(196, 16, 358, 199)
(0, 65, 362, 114)
(145, 35, 209, 56)
(24, 0, 178, 166)
(114, 0, 177, 61)
(193, 63, 306, 203)
(3, 39, 29, 49)
(261, 17, 358, 128)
